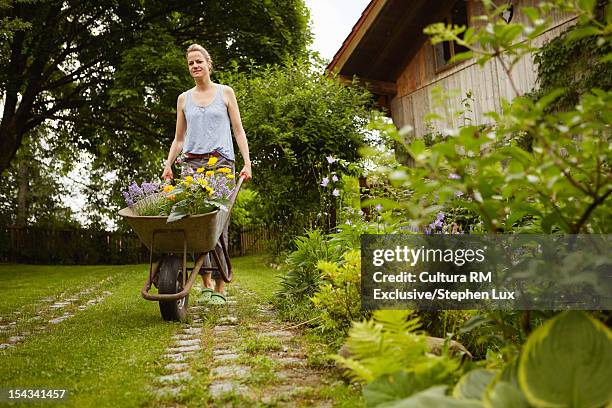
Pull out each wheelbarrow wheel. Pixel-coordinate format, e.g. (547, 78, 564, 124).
(158, 255, 189, 322)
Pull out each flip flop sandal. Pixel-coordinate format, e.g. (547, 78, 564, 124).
(196, 288, 213, 304)
(208, 292, 227, 305)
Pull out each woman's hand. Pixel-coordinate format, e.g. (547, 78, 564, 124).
(239, 163, 252, 180)
(161, 164, 173, 180)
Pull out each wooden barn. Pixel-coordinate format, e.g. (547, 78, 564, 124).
(327, 0, 577, 138)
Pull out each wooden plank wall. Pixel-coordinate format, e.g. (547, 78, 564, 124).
(390, 0, 577, 137)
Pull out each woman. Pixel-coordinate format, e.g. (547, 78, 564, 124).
(162, 44, 252, 305)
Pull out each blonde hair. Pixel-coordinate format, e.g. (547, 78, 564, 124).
(186, 44, 213, 71)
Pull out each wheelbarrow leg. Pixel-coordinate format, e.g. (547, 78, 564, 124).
(211, 238, 232, 283)
(219, 232, 232, 281)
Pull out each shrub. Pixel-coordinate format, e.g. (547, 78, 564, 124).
(220, 57, 378, 242)
(310, 250, 362, 341)
(278, 229, 343, 300)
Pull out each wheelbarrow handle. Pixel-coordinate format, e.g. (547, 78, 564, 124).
(229, 175, 246, 208)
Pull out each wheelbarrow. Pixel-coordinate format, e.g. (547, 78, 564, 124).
(119, 176, 244, 321)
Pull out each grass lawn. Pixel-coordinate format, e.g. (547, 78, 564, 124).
(0, 262, 176, 407)
(0, 265, 130, 316)
(230, 254, 281, 299)
(0, 255, 359, 407)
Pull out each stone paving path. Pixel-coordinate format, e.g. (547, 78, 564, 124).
(152, 284, 336, 407)
(0, 276, 115, 350)
(207, 298, 334, 407)
(154, 303, 207, 399)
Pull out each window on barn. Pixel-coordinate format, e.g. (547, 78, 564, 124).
(434, 0, 469, 71)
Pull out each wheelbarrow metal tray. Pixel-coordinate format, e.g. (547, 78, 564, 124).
(119, 207, 227, 254)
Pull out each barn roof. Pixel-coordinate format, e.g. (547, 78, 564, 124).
(326, 0, 451, 97)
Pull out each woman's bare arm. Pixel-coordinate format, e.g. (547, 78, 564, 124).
(225, 86, 251, 179)
(162, 93, 187, 179)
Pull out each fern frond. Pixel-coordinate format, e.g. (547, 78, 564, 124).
(346, 319, 384, 359)
(374, 310, 421, 334)
(330, 355, 375, 383)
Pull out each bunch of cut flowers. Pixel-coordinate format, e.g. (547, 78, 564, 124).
(122, 157, 235, 223)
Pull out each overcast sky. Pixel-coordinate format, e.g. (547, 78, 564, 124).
(304, 0, 370, 61)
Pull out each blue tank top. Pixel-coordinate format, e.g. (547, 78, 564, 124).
(182, 84, 235, 161)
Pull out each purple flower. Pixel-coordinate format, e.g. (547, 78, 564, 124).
(437, 212, 445, 221)
(448, 173, 461, 180)
(332, 174, 338, 182)
(332, 188, 340, 197)
(123, 191, 134, 207)
(326, 156, 336, 164)
(455, 191, 464, 197)
(375, 204, 383, 212)
(321, 177, 329, 187)
(206, 174, 233, 199)
(142, 181, 160, 195)
(128, 181, 144, 198)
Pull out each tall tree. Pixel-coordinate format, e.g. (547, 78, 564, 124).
(0, 0, 311, 176)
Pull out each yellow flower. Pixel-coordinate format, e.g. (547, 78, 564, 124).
(226, 174, 235, 179)
(217, 167, 231, 173)
(163, 185, 175, 193)
(168, 195, 176, 201)
(196, 167, 204, 173)
(197, 178, 208, 185)
(205, 170, 214, 177)
(184, 176, 194, 183)
(207, 156, 218, 166)
(205, 186, 214, 196)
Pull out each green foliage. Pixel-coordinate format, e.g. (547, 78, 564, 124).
(334, 310, 462, 407)
(279, 229, 343, 299)
(531, 24, 612, 111)
(229, 189, 265, 229)
(334, 310, 453, 383)
(274, 213, 404, 340)
(355, 312, 612, 408)
(371, 386, 484, 408)
(243, 355, 279, 385)
(452, 369, 497, 400)
(485, 380, 530, 408)
(518, 311, 612, 408)
(364, 371, 462, 408)
(310, 250, 362, 338)
(376, 87, 612, 234)
(219, 57, 377, 237)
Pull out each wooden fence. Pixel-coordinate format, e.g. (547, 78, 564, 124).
(0, 225, 276, 265)
(231, 225, 279, 257)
